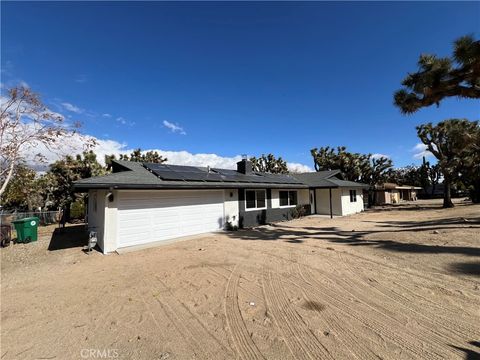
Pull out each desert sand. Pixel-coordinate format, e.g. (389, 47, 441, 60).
(1, 199, 479, 359)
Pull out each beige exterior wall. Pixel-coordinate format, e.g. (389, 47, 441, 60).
(315, 188, 364, 216)
(298, 189, 309, 206)
(315, 188, 342, 215)
(376, 190, 391, 205)
(391, 190, 400, 204)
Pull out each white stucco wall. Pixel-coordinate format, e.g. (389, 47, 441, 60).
(271, 189, 280, 208)
(271, 189, 309, 209)
(315, 188, 342, 215)
(87, 189, 106, 252)
(339, 188, 364, 215)
(103, 190, 118, 253)
(224, 189, 239, 228)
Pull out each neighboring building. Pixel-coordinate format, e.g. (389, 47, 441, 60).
(74, 160, 367, 253)
(374, 183, 422, 205)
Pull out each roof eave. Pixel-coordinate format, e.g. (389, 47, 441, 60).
(74, 183, 308, 191)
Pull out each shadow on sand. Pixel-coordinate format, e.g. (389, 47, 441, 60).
(224, 214, 480, 277)
(450, 341, 480, 360)
(48, 225, 88, 251)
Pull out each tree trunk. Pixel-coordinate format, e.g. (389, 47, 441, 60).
(471, 181, 480, 203)
(443, 178, 454, 208)
(61, 204, 71, 227)
(371, 189, 377, 207)
(0, 161, 15, 199)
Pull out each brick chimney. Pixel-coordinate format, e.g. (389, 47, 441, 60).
(237, 158, 252, 174)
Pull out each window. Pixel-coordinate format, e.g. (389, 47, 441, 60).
(279, 190, 298, 207)
(245, 190, 267, 209)
(350, 189, 357, 203)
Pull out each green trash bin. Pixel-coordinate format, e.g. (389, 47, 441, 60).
(12, 217, 39, 243)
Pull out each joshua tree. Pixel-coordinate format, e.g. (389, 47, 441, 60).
(250, 154, 289, 174)
(394, 34, 480, 114)
(105, 148, 167, 171)
(416, 119, 479, 207)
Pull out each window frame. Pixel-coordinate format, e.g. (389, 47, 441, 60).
(245, 189, 267, 211)
(349, 189, 357, 203)
(279, 190, 298, 208)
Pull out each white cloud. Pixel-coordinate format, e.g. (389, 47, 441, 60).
(163, 120, 186, 135)
(371, 153, 390, 159)
(159, 150, 241, 168)
(18, 132, 312, 173)
(102, 113, 112, 118)
(411, 143, 433, 159)
(115, 117, 135, 126)
(61, 102, 83, 114)
(287, 162, 313, 173)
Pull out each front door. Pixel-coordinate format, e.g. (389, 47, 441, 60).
(309, 190, 316, 214)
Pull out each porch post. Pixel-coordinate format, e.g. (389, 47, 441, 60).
(329, 188, 333, 219)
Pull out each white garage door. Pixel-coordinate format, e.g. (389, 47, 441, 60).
(117, 190, 225, 248)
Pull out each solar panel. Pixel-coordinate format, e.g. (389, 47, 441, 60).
(203, 173, 224, 182)
(155, 171, 186, 181)
(180, 172, 208, 181)
(144, 163, 302, 184)
(170, 165, 205, 173)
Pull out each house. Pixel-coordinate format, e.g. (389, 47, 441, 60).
(293, 170, 369, 216)
(74, 159, 367, 253)
(374, 183, 422, 205)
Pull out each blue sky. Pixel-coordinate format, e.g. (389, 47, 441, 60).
(1, 1, 479, 170)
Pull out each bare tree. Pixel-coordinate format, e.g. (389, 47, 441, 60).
(0, 86, 87, 198)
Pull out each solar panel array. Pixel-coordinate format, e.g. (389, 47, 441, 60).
(143, 163, 302, 184)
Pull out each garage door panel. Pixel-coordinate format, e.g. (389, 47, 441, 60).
(117, 190, 224, 248)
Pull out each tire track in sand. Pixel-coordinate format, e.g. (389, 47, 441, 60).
(295, 262, 456, 360)
(224, 265, 265, 360)
(297, 249, 476, 349)
(262, 262, 334, 360)
(151, 276, 234, 359)
(335, 251, 480, 341)
(284, 260, 381, 360)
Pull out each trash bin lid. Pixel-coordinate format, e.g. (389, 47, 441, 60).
(12, 217, 40, 224)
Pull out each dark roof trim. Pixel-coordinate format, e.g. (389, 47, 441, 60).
(75, 183, 308, 191)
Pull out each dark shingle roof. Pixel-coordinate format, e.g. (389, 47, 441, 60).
(74, 160, 307, 190)
(74, 161, 368, 191)
(293, 170, 369, 189)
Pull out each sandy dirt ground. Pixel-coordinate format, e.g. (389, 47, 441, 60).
(1, 199, 480, 360)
